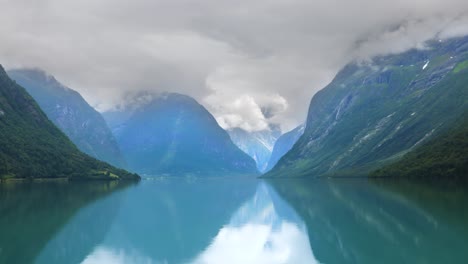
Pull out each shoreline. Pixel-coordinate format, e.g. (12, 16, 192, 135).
(0, 177, 69, 183)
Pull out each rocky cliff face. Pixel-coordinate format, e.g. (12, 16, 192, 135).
(8, 69, 126, 168)
(267, 36, 468, 177)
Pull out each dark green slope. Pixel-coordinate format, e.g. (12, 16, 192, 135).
(0, 65, 138, 180)
(8, 69, 126, 168)
(266, 36, 468, 178)
(372, 115, 468, 178)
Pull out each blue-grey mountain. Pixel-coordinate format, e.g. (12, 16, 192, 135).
(8, 69, 125, 168)
(266, 36, 468, 178)
(265, 124, 304, 172)
(105, 93, 258, 176)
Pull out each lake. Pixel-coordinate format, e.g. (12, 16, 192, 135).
(0, 177, 467, 264)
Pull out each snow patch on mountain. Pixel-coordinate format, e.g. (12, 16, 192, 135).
(422, 61, 429, 70)
(228, 126, 281, 172)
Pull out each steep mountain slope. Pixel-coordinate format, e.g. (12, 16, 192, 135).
(228, 126, 281, 172)
(0, 65, 138, 180)
(105, 93, 258, 176)
(8, 69, 125, 168)
(266, 36, 468, 178)
(265, 124, 304, 172)
(372, 115, 468, 178)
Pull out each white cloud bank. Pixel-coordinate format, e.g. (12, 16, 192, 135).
(1, 0, 468, 131)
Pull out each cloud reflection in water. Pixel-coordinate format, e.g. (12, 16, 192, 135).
(80, 182, 318, 264)
(190, 183, 319, 264)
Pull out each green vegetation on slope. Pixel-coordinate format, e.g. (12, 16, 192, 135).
(453, 60, 468, 73)
(266, 36, 468, 178)
(372, 116, 468, 178)
(0, 65, 139, 180)
(8, 69, 126, 168)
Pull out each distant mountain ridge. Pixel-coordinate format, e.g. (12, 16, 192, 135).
(0, 65, 138, 180)
(266, 36, 468, 178)
(8, 69, 126, 168)
(104, 92, 258, 176)
(265, 124, 304, 172)
(228, 126, 281, 172)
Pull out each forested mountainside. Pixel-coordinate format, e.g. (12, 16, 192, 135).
(372, 114, 468, 178)
(266, 36, 468, 178)
(0, 65, 138, 180)
(8, 69, 126, 168)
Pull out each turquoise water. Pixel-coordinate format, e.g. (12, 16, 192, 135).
(0, 178, 467, 263)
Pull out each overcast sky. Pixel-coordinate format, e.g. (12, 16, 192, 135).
(1, 0, 468, 132)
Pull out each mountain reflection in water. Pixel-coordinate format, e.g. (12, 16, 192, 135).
(2, 177, 467, 264)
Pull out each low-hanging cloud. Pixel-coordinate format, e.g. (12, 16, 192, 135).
(1, 0, 468, 132)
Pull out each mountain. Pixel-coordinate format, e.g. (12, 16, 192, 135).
(104, 92, 258, 176)
(7, 69, 126, 168)
(0, 65, 138, 180)
(372, 115, 468, 178)
(265, 124, 305, 172)
(228, 126, 281, 172)
(266, 36, 468, 178)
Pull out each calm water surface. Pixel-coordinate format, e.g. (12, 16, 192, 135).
(0, 177, 467, 264)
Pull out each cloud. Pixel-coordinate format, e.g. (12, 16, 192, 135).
(1, 0, 467, 132)
(205, 94, 270, 132)
(260, 94, 288, 120)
